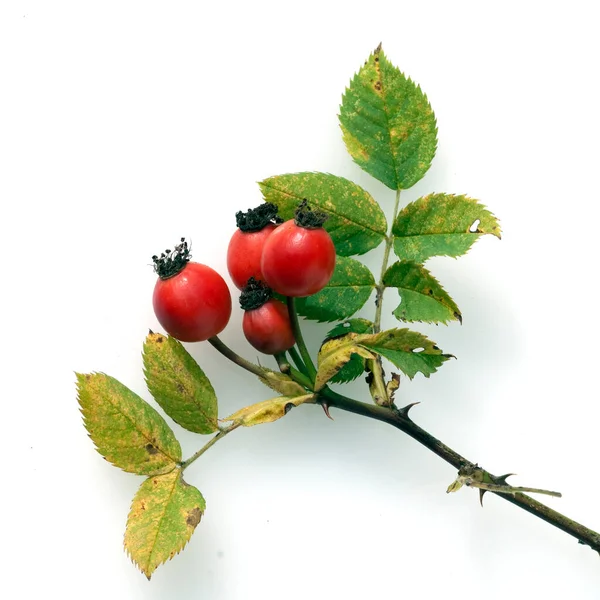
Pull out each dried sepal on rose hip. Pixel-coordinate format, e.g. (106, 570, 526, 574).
(240, 277, 295, 355)
(152, 238, 232, 342)
(227, 202, 283, 289)
(261, 199, 336, 297)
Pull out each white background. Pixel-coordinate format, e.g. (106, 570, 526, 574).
(2, 1, 600, 597)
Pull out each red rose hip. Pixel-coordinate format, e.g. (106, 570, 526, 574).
(227, 203, 282, 289)
(240, 278, 295, 355)
(152, 239, 231, 342)
(261, 200, 336, 297)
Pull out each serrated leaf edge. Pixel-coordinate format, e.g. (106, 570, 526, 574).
(124, 469, 203, 580)
(259, 172, 387, 239)
(143, 334, 219, 435)
(76, 372, 181, 474)
(383, 261, 462, 325)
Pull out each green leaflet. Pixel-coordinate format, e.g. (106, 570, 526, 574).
(76, 373, 181, 475)
(360, 329, 452, 379)
(339, 44, 437, 190)
(296, 256, 375, 323)
(259, 172, 387, 256)
(393, 193, 501, 262)
(325, 319, 373, 383)
(224, 394, 315, 427)
(383, 261, 461, 324)
(143, 333, 218, 434)
(316, 334, 375, 391)
(124, 468, 205, 579)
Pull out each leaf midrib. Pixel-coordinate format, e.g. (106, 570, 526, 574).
(102, 385, 180, 465)
(260, 181, 386, 237)
(373, 52, 400, 190)
(145, 470, 180, 575)
(319, 283, 374, 289)
(393, 230, 484, 238)
(146, 371, 218, 431)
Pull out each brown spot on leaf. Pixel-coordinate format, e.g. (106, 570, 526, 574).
(186, 507, 202, 528)
(284, 403, 294, 414)
(176, 383, 185, 394)
(145, 443, 158, 455)
(374, 81, 382, 92)
(156, 336, 164, 343)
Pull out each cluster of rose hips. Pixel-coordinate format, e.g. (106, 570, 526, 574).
(151, 201, 336, 355)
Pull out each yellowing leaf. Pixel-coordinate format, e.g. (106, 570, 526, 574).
(316, 334, 375, 391)
(124, 468, 205, 579)
(76, 373, 181, 475)
(224, 394, 315, 427)
(143, 333, 219, 434)
(259, 369, 308, 396)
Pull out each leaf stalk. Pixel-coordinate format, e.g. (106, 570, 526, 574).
(286, 297, 317, 385)
(180, 423, 239, 471)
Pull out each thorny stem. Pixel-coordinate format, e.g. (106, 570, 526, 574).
(180, 423, 239, 470)
(287, 297, 317, 385)
(208, 336, 266, 378)
(319, 387, 600, 554)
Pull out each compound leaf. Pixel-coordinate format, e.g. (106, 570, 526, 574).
(259, 172, 386, 256)
(383, 261, 461, 324)
(76, 373, 181, 475)
(124, 468, 205, 579)
(393, 194, 501, 262)
(339, 44, 437, 190)
(296, 256, 375, 323)
(143, 332, 218, 434)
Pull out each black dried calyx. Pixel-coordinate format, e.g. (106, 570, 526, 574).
(152, 238, 191, 280)
(239, 277, 272, 311)
(294, 199, 328, 228)
(236, 202, 283, 232)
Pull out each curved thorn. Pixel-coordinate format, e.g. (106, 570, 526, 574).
(479, 489, 486, 507)
(496, 473, 516, 485)
(398, 401, 420, 418)
(321, 402, 334, 420)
